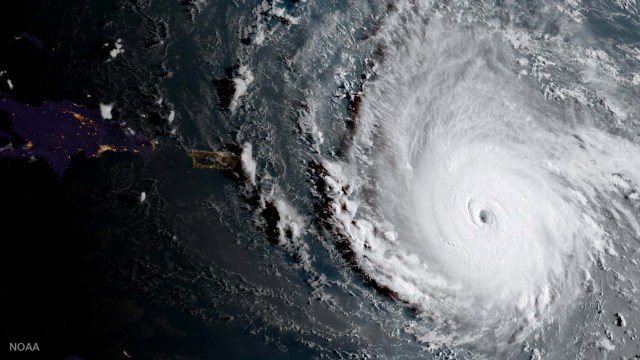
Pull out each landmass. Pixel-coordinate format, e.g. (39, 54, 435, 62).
(0, 98, 153, 175)
(189, 149, 239, 169)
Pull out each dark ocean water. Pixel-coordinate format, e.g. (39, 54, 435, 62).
(2, 0, 640, 359)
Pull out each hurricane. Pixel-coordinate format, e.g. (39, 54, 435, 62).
(259, 0, 640, 356)
(320, 13, 640, 349)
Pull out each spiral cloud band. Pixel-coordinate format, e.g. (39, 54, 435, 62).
(321, 10, 640, 351)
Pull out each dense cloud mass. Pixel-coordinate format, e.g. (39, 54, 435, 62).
(289, 0, 640, 356)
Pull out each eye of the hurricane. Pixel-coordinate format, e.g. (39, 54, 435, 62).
(477, 209, 491, 224)
(467, 199, 496, 227)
